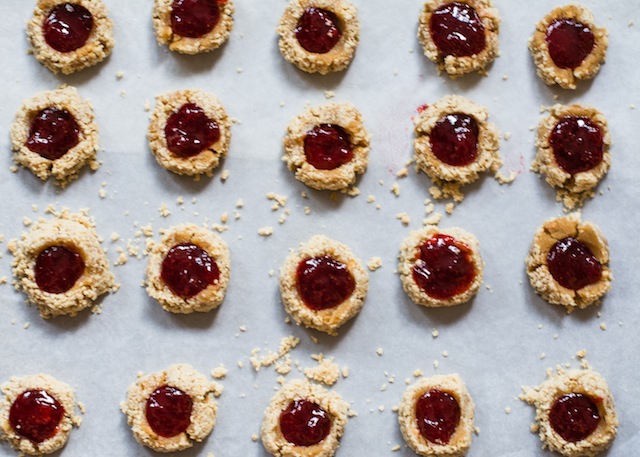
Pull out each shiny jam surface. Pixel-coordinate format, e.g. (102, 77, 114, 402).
(413, 234, 476, 300)
(547, 237, 602, 291)
(416, 389, 461, 445)
(549, 393, 601, 442)
(550, 116, 604, 175)
(546, 19, 595, 69)
(161, 243, 220, 298)
(304, 124, 353, 170)
(296, 256, 355, 311)
(145, 386, 193, 438)
(171, 0, 220, 38)
(9, 390, 65, 443)
(165, 103, 220, 158)
(43, 3, 94, 53)
(429, 113, 479, 166)
(27, 108, 81, 161)
(279, 399, 331, 447)
(35, 246, 85, 294)
(295, 7, 342, 54)
(429, 2, 486, 57)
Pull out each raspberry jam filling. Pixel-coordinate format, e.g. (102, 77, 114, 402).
(171, 0, 220, 38)
(546, 18, 595, 70)
(416, 389, 461, 445)
(430, 113, 479, 166)
(165, 103, 220, 158)
(35, 246, 85, 294)
(279, 399, 331, 447)
(145, 386, 193, 438)
(43, 3, 94, 53)
(161, 243, 220, 298)
(547, 237, 602, 291)
(550, 116, 604, 175)
(296, 256, 355, 311)
(429, 2, 486, 57)
(27, 108, 81, 161)
(304, 124, 353, 170)
(549, 393, 601, 442)
(413, 234, 476, 300)
(9, 390, 65, 443)
(295, 7, 342, 54)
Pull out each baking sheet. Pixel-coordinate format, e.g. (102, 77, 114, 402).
(0, 0, 639, 455)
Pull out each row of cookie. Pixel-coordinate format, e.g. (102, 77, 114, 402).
(0, 366, 618, 457)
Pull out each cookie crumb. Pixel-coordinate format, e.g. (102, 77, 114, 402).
(496, 170, 518, 184)
(23, 322, 30, 329)
(432, 329, 439, 338)
(258, 226, 273, 237)
(367, 195, 375, 203)
(445, 203, 454, 214)
(376, 347, 384, 356)
(367, 257, 382, 271)
(158, 203, 171, 217)
(396, 213, 411, 225)
(600, 322, 607, 331)
(391, 182, 400, 197)
(396, 168, 409, 178)
(504, 406, 511, 414)
(220, 169, 230, 182)
(211, 364, 228, 379)
(116, 70, 124, 79)
(391, 444, 401, 451)
(251, 434, 259, 442)
(324, 90, 335, 99)
(413, 369, 423, 377)
(304, 354, 340, 386)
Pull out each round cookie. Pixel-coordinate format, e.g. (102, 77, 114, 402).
(0, 374, 80, 456)
(529, 4, 608, 90)
(261, 379, 349, 457)
(526, 214, 611, 312)
(520, 369, 617, 457)
(27, 0, 114, 75)
(148, 89, 232, 178)
(418, 0, 501, 77)
(277, 0, 360, 74)
(399, 374, 475, 457)
(11, 86, 100, 188)
(399, 226, 483, 308)
(152, 0, 235, 54)
(121, 364, 218, 453)
(283, 102, 370, 191)
(279, 235, 368, 335)
(146, 224, 230, 314)
(10, 210, 117, 319)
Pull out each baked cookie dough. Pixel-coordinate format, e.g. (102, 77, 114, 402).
(520, 369, 617, 457)
(414, 95, 501, 201)
(283, 102, 370, 191)
(399, 374, 475, 457)
(11, 86, 100, 188)
(0, 374, 80, 456)
(399, 226, 483, 308)
(27, 0, 114, 74)
(148, 89, 232, 178)
(152, 0, 235, 54)
(529, 4, 608, 90)
(121, 364, 218, 453)
(146, 224, 230, 314)
(261, 379, 349, 457)
(418, 0, 500, 77)
(10, 210, 116, 319)
(280, 235, 368, 335)
(526, 214, 611, 312)
(277, 0, 360, 74)
(532, 104, 611, 209)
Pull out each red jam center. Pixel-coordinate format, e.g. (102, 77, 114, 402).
(429, 2, 486, 57)
(171, 0, 220, 38)
(295, 7, 342, 54)
(550, 116, 604, 175)
(279, 399, 331, 447)
(416, 389, 461, 445)
(547, 237, 602, 291)
(145, 386, 193, 438)
(296, 256, 355, 311)
(549, 393, 600, 442)
(546, 19, 595, 70)
(165, 103, 220, 158)
(9, 390, 65, 444)
(34, 246, 85, 294)
(27, 108, 81, 161)
(412, 234, 476, 300)
(304, 124, 353, 170)
(430, 113, 479, 166)
(43, 3, 93, 53)
(161, 243, 220, 298)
